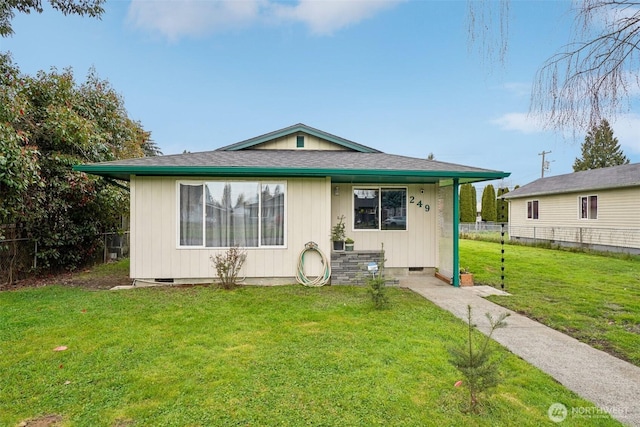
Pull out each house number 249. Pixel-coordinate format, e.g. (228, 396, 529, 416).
(409, 196, 430, 212)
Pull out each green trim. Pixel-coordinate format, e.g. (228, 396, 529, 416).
(220, 124, 381, 153)
(296, 135, 304, 148)
(73, 164, 509, 183)
(452, 178, 460, 287)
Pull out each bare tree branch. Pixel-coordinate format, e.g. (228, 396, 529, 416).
(531, 1, 640, 133)
(469, 0, 640, 136)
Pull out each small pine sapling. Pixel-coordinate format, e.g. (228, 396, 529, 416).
(367, 243, 389, 309)
(449, 305, 509, 413)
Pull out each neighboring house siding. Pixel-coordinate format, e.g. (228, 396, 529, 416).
(253, 134, 348, 150)
(130, 175, 331, 281)
(331, 183, 437, 269)
(508, 187, 640, 250)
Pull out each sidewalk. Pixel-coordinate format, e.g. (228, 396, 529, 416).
(400, 276, 640, 427)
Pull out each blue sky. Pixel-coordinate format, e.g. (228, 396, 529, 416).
(3, 0, 640, 191)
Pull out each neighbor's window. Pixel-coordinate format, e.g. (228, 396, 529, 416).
(354, 187, 407, 230)
(579, 195, 598, 219)
(178, 181, 285, 248)
(527, 200, 539, 219)
(296, 135, 304, 148)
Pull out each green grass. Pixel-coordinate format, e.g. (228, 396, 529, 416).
(78, 258, 130, 278)
(461, 239, 640, 366)
(0, 284, 621, 426)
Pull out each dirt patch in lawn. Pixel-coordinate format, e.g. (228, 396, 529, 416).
(17, 414, 64, 427)
(0, 265, 132, 292)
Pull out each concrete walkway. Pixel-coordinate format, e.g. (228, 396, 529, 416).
(400, 276, 640, 427)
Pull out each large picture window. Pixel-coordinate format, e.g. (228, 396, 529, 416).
(179, 181, 285, 248)
(354, 187, 407, 230)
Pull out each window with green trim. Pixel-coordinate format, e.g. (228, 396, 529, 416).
(296, 135, 304, 148)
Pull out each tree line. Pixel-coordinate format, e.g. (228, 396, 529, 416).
(459, 184, 511, 224)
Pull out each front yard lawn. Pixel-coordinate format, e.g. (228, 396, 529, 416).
(0, 284, 620, 426)
(461, 239, 640, 367)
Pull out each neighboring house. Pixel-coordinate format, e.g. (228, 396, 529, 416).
(503, 163, 640, 254)
(75, 124, 509, 285)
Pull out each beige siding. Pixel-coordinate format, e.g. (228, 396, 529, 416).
(508, 187, 640, 249)
(253, 134, 348, 150)
(130, 176, 331, 281)
(331, 183, 437, 269)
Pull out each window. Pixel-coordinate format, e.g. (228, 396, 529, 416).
(527, 200, 539, 219)
(579, 195, 598, 219)
(178, 181, 285, 248)
(296, 135, 304, 148)
(354, 187, 407, 230)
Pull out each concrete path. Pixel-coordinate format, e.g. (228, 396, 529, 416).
(400, 276, 640, 427)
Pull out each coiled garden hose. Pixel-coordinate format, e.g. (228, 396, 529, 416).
(295, 241, 331, 287)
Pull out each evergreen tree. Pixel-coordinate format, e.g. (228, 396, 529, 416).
(496, 187, 509, 222)
(459, 183, 476, 223)
(573, 119, 629, 171)
(471, 185, 477, 222)
(481, 185, 497, 222)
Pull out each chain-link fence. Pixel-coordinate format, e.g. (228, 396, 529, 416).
(0, 237, 36, 284)
(459, 222, 505, 234)
(0, 231, 129, 285)
(506, 226, 640, 254)
(459, 223, 640, 254)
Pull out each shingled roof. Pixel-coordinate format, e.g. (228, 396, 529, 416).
(74, 124, 509, 185)
(504, 162, 640, 199)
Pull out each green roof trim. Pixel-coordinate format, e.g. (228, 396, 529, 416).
(217, 123, 381, 153)
(73, 164, 508, 184)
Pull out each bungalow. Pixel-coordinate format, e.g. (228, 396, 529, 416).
(503, 162, 640, 254)
(74, 124, 509, 286)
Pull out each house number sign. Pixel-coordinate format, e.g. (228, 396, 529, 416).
(409, 196, 430, 212)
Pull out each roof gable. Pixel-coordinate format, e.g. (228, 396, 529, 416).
(505, 163, 640, 199)
(216, 123, 381, 153)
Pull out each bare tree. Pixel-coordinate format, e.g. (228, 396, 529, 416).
(469, 0, 640, 134)
(532, 1, 640, 133)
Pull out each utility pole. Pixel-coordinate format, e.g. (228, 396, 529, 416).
(539, 150, 552, 178)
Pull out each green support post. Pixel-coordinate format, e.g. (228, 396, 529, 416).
(452, 178, 460, 287)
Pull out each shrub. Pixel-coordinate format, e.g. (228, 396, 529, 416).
(210, 246, 247, 289)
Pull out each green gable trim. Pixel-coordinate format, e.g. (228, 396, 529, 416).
(74, 164, 509, 184)
(218, 123, 381, 153)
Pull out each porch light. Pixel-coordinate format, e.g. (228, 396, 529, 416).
(334, 186, 339, 196)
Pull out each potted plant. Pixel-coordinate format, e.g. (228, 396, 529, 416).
(459, 267, 474, 287)
(331, 215, 346, 251)
(345, 237, 354, 251)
